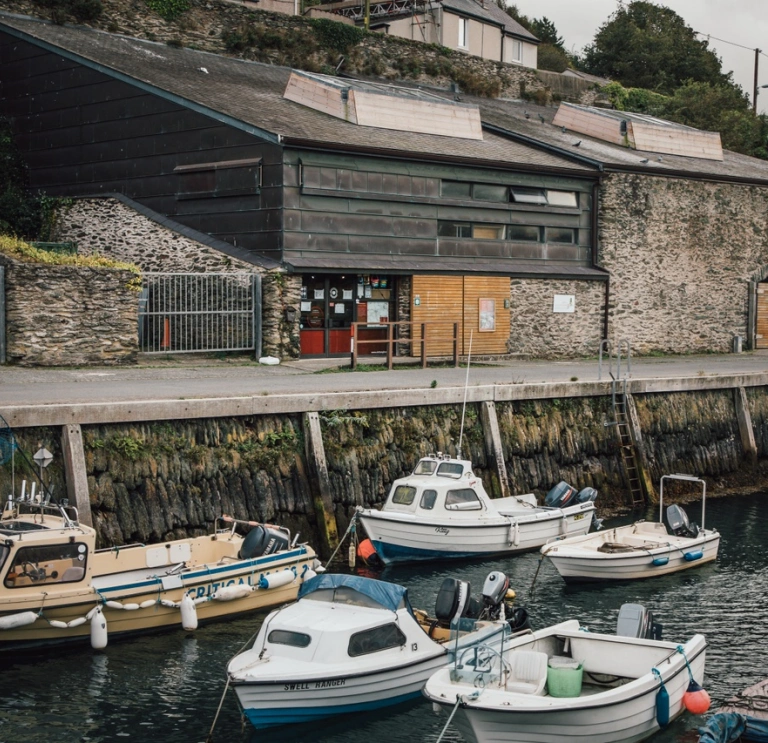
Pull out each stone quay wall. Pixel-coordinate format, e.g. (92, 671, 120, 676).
(0, 254, 138, 366)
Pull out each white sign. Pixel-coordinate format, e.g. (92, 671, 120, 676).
(553, 294, 575, 313)
(300, 301, 311, 312)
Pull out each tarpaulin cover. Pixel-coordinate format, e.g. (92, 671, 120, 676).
(298, 573, 409, 613)
(699, 713, 768, 743)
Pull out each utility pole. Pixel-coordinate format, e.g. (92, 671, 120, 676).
(754, 48, 761, 115)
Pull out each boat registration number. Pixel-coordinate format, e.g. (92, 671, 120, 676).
(573, 513, 586, 520)
(284, 679, 346, 691)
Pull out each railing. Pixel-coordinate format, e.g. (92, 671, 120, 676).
(350, 321, 460, 370)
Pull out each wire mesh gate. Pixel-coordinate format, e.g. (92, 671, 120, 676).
(138, 273, 261, 355)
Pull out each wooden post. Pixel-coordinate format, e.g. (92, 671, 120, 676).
(734, 386, 758, 464)
(420, 323, 426, 368)
(303, 412, 339, 559)
(387, 322, 393, 370)
(453, 322, 459, 367)
(480, 401, 510, 498)
(61, 423, 92, 527)
(351, 322, 358, 369)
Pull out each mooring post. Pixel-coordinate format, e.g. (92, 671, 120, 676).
(61, 423, 92, 526)
(734, 386, 758, 464)
(480, 401, 510, 498)
(623, 393, 656, 502)
(302, 411, 339, 558)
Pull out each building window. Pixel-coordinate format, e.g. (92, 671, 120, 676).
(507, 225, 542, 242)
(511, 39, 523, 62)
(472, 183, 508, 202)
(472, 224, 505, 240)
(176, 159, 261, 199)
(546, 190, 578, 207)
(438, 221, 472, 238)
(442, 180, 472, 199)
(548, 227, 577, 244)
(510, 187, 548, 205)
(458, 18, 469, 48)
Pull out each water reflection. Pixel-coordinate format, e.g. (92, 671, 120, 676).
(1, 492, 767, 743)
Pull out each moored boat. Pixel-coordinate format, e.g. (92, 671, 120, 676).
(423, 603, 708, 743)
(227, 569, 529, 729)
(0, 481, 321, 650)
(541, 474, 719, 583)
(356, 452, 599, 565)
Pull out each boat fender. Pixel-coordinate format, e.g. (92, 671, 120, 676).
(684, 550, 703, 562)
(653, 669, 670, 727)
(49, 620, 69, 629)
(121, 603, 140, 611)
(160, 599, 178, 609)
(683, 679, 711, 714)
(312, 559, 326, 573)
(303, 569, 317, 582)
(140, 599, 157, 609)
(105, 600, 125, 610)
(0, 611, 38, 630)
(211, 584, 255, 602)
(67, 616, 87, 628)
(180, 593, 198, 631)
(508, 520, 520, 547)
(258, 569, 296, 590)
(90, 607, 108, 650)
(86, 606, 100, 621)
(652, 556, 670, 566)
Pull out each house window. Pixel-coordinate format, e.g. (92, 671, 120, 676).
(438, 221, 472, 238)
(507, 225, 542, 242)
(548, 227, 577, 244)
(458, 18, 469, 48)
(472, 224, 505, 240)
(510, 187, 547, 205)
(546, 190, 578, 207)
(511, 39, 523, 62)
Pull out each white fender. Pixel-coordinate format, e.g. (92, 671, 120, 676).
(211, 584, 254, 602)
(90, 607, 108, 649)
(258, 569, 296, 590)
(86, 606, 100, 621)
(105, 600, 124, 610)
(312, 559, 326, 573)
(180, 593, 198, 631)
(67, 617, 87, 628)
(0, 611, 38, 630)
(139, 599, 157, 609)
(160, 599, 178, 609)
(49, 619, 69, 629)
(303, 569, 317, 582)
(121, 603, 140, 611)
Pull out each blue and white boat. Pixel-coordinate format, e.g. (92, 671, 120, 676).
(227, 570, 526, 729)
(356, 453, 598, 565)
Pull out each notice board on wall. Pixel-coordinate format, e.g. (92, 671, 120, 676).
(366, 301, 389, 327)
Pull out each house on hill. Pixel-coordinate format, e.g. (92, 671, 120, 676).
(3, 12, 768, 362)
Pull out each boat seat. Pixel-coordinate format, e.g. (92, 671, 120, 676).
(60, 566, 85, 582)
(505, 650, 549, 695)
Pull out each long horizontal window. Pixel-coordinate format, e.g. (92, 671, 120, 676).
(548, 227, 577, 244)
(438, 221, 471, 238)
(442, 180, 578, 208)
(507, 225, 542, 242)
(438, 222, 576, 244)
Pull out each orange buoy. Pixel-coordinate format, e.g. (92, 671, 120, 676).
(357, 538, 377, 563)
(683, 680, 711, 714)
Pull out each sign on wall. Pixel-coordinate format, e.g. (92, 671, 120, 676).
(479, 298, 496, 331)
(553, 294, 575, 313)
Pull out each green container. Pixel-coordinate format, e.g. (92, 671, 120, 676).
(547, 656, 583, 698)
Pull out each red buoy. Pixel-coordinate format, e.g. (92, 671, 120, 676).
(357, 539, 377, 563)
(683, 680, 711, 714)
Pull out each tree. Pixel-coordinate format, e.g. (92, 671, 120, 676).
(530, 17, 564, 50)
(582, 1, 733, 95)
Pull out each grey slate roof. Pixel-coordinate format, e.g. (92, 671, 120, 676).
(0, 13, 579, 173)
(440, 0, 539, 41)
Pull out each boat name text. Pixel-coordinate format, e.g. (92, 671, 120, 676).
(284, 679, 346, 691)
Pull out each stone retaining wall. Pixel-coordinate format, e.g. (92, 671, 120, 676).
(0, 254, 138, 366)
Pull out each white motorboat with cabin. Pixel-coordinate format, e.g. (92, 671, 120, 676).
(356, 453, 599, 565)
(541, 474, 719, 583)
(227, 569, 529, 729)
(0, 480, 321, 650)
(424, 603, 708, 743)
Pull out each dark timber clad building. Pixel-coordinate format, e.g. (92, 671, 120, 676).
(0, 13, 604, 358)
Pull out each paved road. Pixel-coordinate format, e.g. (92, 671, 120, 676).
(1, 351, 767, 406)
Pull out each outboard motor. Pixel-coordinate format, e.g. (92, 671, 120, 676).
(666, 504, 700, 538)
(480, 571, 532, 632)
(238, 525, 290, 559)
(435, 578, 475, 628)
(616, 603, 663, 640)
(545, 481, 578, 508)
(576, 486, 603, 530)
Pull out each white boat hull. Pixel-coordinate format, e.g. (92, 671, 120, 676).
(359, 504, 595, 564)
(543, 524, 720, 582)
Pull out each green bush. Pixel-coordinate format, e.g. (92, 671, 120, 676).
(309, 18, 364, 54)
(145, 0, 189, 22)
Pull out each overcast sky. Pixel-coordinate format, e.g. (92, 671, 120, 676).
(516, 0, 768, 114)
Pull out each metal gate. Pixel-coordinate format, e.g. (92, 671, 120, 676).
(138, 273, 261, 355)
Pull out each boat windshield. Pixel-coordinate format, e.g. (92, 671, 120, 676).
(4, 542, 88, 589)
(436, 462, 465, 479)
(413, 460, 437, 475)
(308, 587, 399, 610)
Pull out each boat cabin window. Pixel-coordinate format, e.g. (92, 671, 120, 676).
(391, 486, 417, 505)
(445, 488, 482, 511)
(308, 587, 398, 610)
(412, 460, 437, 475)
(268, 629, 311, 648)
(420, 489, 438, 510)
(436, 462, 465, 479)
(348, 623, 406, 657)
(0, 545, 8, 573)
(4, 542, 88, 588)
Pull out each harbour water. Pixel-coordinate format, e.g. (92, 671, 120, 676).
(2, 490, 767, 743)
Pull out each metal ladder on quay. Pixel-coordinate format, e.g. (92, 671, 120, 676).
(600, 339, 645, 510)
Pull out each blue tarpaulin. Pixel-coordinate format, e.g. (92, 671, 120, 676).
(298, 573, 409, 613)
(699, 713, 768, 743)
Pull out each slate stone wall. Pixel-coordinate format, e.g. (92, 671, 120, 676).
(0, 254, 138, 366)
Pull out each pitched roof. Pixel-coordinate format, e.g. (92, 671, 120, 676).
(440, 0, 539, 41)
(0, 13, 579, 174)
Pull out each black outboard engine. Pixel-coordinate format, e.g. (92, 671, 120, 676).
(616, 603, 663, 640)
(577, 487, 603, 530)
(545, 481, 578, 508)
(666, 504, 700, 538)
(238, 525, 290, 559)
(435, 578, 475, 628)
